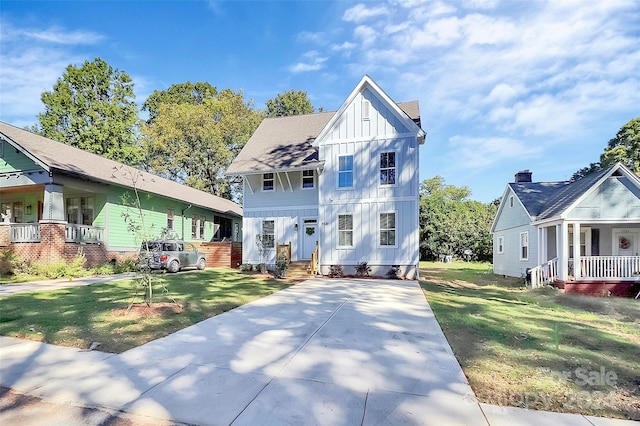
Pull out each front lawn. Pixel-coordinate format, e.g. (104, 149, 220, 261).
(420, 261, 640, 420)
(0, 269, 291, 353)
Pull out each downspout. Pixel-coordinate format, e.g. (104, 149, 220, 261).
(181, 204, 192, 240)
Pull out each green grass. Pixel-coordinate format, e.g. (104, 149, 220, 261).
(420, 261, 640, 420)
(0, 269, 291, 353)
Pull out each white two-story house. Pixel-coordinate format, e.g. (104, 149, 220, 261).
(226, 75, 425, 278)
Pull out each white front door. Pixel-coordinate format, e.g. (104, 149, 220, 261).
(302, 219, 318, 259)
(614, 230, 638, 256)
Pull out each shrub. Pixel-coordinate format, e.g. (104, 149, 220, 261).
(239, 263, 254, 272)
(273, 254, 288, 279)
(386, 265, 401, 279)
(355, 261, 371, 278)
(0, 248, 20, 277)
(329, 265, 343, 278)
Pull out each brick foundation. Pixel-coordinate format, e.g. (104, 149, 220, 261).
(554, 280, 640, 297)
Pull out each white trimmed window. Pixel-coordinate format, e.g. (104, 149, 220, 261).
(520, 232, 528, 260)
(167, 209, 175, 231)
(497, 236, 504, 254)
(338, 155, 353, 188)
(338, 214, 353, 247)
(263, 173, 275, 191)
(362, 99, 370, 120)
(261, 220, 275, 248)
(66, 197, 94, 225)
(380, 212, 396, 246)
(380, 152, 396, 185)
(192, 214, 206, 239)
(302, 170, 315, 189)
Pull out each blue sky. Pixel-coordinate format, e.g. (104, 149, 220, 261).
(1, 0, 638, 202)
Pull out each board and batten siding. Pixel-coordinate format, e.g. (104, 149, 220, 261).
(315, 86, 420, 278)
(568, 176, 640, 219)
(242, 208, 319, 264)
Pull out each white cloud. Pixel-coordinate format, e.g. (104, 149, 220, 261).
(331, 41, 357, 52)
(23, 27, 104, 45)
(297, 31, 328, 44)
(343, 3, 390, 23)
(288, 51, 328, 73)
(0, 21, 106, 126)
(353, 25, 378, 46)
(449, 136, 543, 169)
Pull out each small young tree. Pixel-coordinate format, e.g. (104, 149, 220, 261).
(255, 235, 270, 274)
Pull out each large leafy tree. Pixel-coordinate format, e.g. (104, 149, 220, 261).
(35, 57, 141, 165)
(265, 89, 315, 117)
(572, 117, 640, 180)
(142, 81, 218, 123)
(419, 176, 496, 261)
(141, 88, 261, 200)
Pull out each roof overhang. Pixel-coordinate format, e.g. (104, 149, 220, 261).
(225, 161, 325, 177)
(0, 132, 51, 173)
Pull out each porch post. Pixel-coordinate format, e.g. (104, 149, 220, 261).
(42, 183, 65, 222)
(558, 222, 568, 280)
(573, 222, 581, 279)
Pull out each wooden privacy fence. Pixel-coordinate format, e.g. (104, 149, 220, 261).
(193, 241, 242, 268)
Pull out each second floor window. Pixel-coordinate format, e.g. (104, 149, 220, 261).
(263, 173, 274, 191)
(302, 170, 315, 189)
(338, 155, 353, 188)
(380, 152, 396, 185)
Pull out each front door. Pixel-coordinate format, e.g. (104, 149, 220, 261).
(614, 230, 638, 256)
(302, 219, 318, 259)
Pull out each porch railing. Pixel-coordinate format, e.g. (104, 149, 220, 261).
(576, 256, 640, 280)
(310, 241, 319, 275)
(9, 224, 41, 243)
(529, 258, 558, 288)
(65, 224, 104, 244)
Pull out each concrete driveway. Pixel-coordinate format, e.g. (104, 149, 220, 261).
(2, 278, 629, 425)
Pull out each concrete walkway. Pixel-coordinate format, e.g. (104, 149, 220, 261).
(0, 279, 636, 425)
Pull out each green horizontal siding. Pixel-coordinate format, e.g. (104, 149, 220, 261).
(0, 142, 39, 173)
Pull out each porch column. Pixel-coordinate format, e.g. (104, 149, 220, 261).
(42, 183, 65, 222)
(558, 222, 569, 280)
(573, 222, 582, 279)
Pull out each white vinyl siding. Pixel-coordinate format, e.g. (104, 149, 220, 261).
(379, 212, 396, 246)
(338, 155, 353, 189)
(338, 214, 353, 247)
(520, 231, 529, 261)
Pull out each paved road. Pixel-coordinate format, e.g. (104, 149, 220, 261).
(0, 278, 635, 425)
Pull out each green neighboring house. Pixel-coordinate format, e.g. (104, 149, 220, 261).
(0, 121, 243, 267)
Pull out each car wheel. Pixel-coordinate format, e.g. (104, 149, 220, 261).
(167, 260, 180, 273)
(197, 258, 206, 270)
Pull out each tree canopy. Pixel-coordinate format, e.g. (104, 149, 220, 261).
(265, 89, 315, 117)
(142, 81, 218, 123)
(419, 176, 496, 261)
(572, 117, 640, 180)
(140, 88, 261, 200)
(35, 58, 141, 165)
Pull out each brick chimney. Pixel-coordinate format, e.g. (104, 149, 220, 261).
(515, 170, 532, 183)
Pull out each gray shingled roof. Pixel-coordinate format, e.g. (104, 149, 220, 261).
(227, 101, 420, 175)
(510, 166, 613, 220)
(0, 122, 242, 217)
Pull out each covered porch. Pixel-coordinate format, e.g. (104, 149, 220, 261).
(530, 221, 640, 294)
